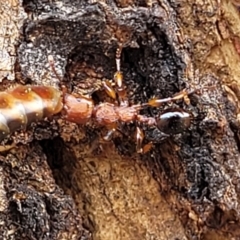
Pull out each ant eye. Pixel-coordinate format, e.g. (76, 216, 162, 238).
(156, 108, 192, 135)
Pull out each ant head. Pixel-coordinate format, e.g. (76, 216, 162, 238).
(156, 108, 193, 135)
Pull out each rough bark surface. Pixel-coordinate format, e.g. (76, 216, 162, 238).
(1, 0, 240, 239)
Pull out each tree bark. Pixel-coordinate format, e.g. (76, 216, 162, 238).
(1, 0, 240, 239)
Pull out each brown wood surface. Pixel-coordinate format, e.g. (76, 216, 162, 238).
(1, 0, 240, 239)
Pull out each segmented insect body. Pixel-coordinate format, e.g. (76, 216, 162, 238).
(156, 108, 192, 135)
(63, 94, 94, 124)
(0, 85, 62, 140)
(0, 47, 210, 153)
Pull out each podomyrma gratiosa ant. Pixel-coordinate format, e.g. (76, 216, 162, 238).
(0, 45, 209, 153)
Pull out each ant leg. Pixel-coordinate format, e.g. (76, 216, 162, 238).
(145, 88, 191, 107)
(102, 123, 118, 141)
(135, 126, 144, 153)
(101, 45, 128, 105)
(135, 126, 153, 153)
(145, 88, 200, 108)
(134, 115, 156, 153)
(142, 142, 153, 154)
(102, 79, 117, 100)
(114, 45, 129, 106)
(103, 129, 116, 141)
(145, 86, 216, 108)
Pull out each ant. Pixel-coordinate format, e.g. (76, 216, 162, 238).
(0, 45, 209, 153)
(55, 45, 205, 153)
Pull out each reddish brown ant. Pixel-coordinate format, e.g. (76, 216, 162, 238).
(55, 46, 204, 153)
(0, 46, 209, 153)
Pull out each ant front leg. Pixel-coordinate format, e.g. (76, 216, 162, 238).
(114, 45, 129, 107)
(101, 45, 128, 106)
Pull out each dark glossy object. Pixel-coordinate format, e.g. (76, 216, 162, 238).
(156, 108, 192, 135)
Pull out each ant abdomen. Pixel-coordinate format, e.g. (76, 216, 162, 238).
(156, 108, 192, 135)
(0, 85, 63, 140)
